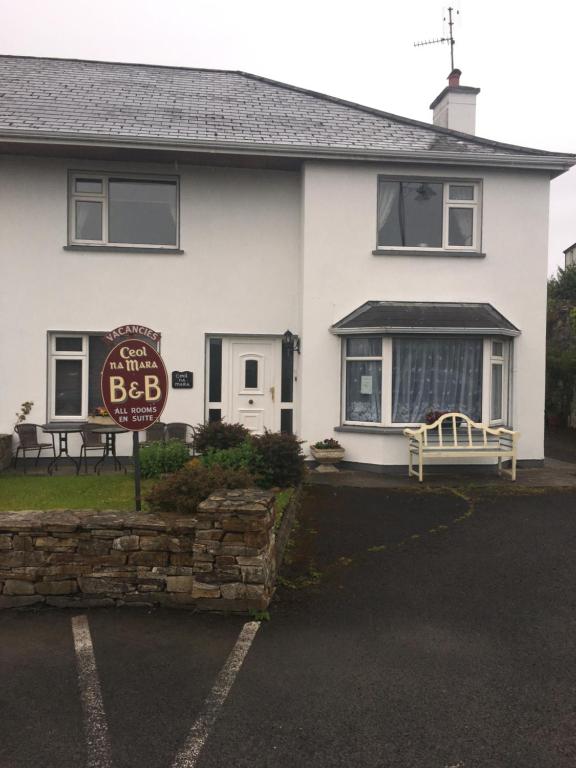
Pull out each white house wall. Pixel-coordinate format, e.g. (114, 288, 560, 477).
(1, 154, 551, 466)
(0, 156, 301, 452)
(299, 162, 550, 464)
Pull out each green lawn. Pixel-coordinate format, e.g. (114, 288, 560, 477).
(0, 474, 154, 511)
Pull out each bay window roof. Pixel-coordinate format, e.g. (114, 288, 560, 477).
(331, 301, 521, 337)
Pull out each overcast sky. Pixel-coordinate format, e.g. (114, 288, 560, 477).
(2, 0, 575, 273)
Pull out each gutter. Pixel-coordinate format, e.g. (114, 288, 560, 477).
(329, 326, 521, 337)
(0, 130, 574, 174)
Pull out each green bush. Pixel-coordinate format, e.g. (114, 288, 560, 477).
(251, 431, 305, 488)
(139, 439, 190, 479)
(201, 439, 261, 473)
(145, 462, 255, 515)
(194, 421, 250, 453)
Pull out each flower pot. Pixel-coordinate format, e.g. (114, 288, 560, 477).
(88, 416, 115, 426)
(310, 446, 345, 473)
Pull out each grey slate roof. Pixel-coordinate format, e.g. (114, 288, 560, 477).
(0, 55, 573, 171)
(331, 302, 520, 336)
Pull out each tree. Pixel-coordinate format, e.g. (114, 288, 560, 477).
(547, 265, 576, 426)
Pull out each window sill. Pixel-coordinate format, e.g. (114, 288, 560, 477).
(335, 425, 407, 435)
(64, 245, 184, 255)
(372, 249, 485, 258)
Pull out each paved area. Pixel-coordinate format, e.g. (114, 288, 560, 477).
(2, 485, 576, 767)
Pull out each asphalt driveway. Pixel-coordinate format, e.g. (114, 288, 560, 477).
(2, 485, 576, 768)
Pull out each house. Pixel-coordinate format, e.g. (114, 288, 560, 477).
(1, 56, 574, 469)
(564, 243, 576, 268)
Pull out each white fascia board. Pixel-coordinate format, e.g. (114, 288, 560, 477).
(0, 131, 574, 174)
(330, 326, 521, 337)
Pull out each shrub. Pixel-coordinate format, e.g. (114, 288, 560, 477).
(312, 438, 342, 449)
(194, 421, 250, 453)
(251, 431, 305, 488)
(201, 439, 261, 473)
(139, 439, 191, 479)
(145, 462, 255, 515)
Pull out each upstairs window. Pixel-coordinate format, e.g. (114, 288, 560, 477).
(376, 179, 480, 251)
(69, 173, 179, 249)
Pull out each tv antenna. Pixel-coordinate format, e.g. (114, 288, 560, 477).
(414, 7, 459, 71)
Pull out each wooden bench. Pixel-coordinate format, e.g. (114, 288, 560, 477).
(403, 413, 520, 482)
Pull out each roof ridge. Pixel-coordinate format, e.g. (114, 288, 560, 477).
(0, 53, 242, 76)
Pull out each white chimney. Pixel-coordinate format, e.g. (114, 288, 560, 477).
(430, 69, 480, 135)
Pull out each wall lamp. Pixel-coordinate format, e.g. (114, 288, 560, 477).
(282, 329, 301, 354)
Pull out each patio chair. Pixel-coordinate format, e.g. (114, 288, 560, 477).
(78, 426, 106, 475)
(13, 424, 55, 473)
(165, 422, 197, 455)
(142, 421, 166, 445)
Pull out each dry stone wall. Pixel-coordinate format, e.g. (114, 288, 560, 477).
(0, 489, 277, 612)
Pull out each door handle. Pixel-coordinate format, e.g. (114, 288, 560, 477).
(248, 399, 254, 405)
(270, 386, 275, 403)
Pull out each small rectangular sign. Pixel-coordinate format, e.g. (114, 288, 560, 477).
(360, 375, 373, 395)
(172, 370, 193, 389)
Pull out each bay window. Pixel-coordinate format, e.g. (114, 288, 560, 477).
(342, 336, 510, 427)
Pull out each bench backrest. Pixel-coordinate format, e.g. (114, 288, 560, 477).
(420, 413, 501, 448)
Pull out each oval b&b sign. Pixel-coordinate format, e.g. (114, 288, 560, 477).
(101, 339, 168, 431)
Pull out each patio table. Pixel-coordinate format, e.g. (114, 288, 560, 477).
(90, 425, 129, 474)
(41, 423, 84, 474)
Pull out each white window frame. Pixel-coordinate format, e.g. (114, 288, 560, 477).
(68, 172, 180, 250)
(376, 178, 482, 252)
(341, 335, 511, 428)
(487, 340, 509, 426)
(49, 333, 89, 421)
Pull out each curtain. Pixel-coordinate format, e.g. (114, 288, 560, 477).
(392, 338, 483, 423)
(377, 182, 399, 245)
(346, 360, 382, 422)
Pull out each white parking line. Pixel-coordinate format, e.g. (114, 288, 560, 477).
(71, 615, 113, 768)
(172, 620, 261, 768)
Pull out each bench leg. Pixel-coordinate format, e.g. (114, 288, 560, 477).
(511, 453, 517, 481)
(497, 456, 502, 476)
(418, 450, 423, 482)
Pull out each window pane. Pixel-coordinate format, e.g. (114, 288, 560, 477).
(449, 184, 474, 200)
(55, 337, 83, 352)
(75, 178, 103, 194)
(108, 179, 177, 245)
(75, 201, 102, 241)
(492, 341, 503, 357)
(88, 336, 109, 414)
(209, 339, 222, 403)
(392, 339, 483, 423)
(491, 363, 503, 420)
(245, 360, 258, 388)
(281, 342, 294, 403)
(54, 359, 82, 416)
(377, 181, 443, 248)
(346, 360, 382, 422)
(377, 181, 402, 245)
(346, 337, 382, 357)
(280, 409, 293, 435)
(448, 207, 474, 246)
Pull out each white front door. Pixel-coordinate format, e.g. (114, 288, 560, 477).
(225, 339, 280, 433)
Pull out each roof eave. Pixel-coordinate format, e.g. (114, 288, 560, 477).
(330, 325, 521, 337)
(0, 131, 574, 174)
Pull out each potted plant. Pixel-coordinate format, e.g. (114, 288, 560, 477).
(310, 438, 345, 472)
(88, 406, 115, 425)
